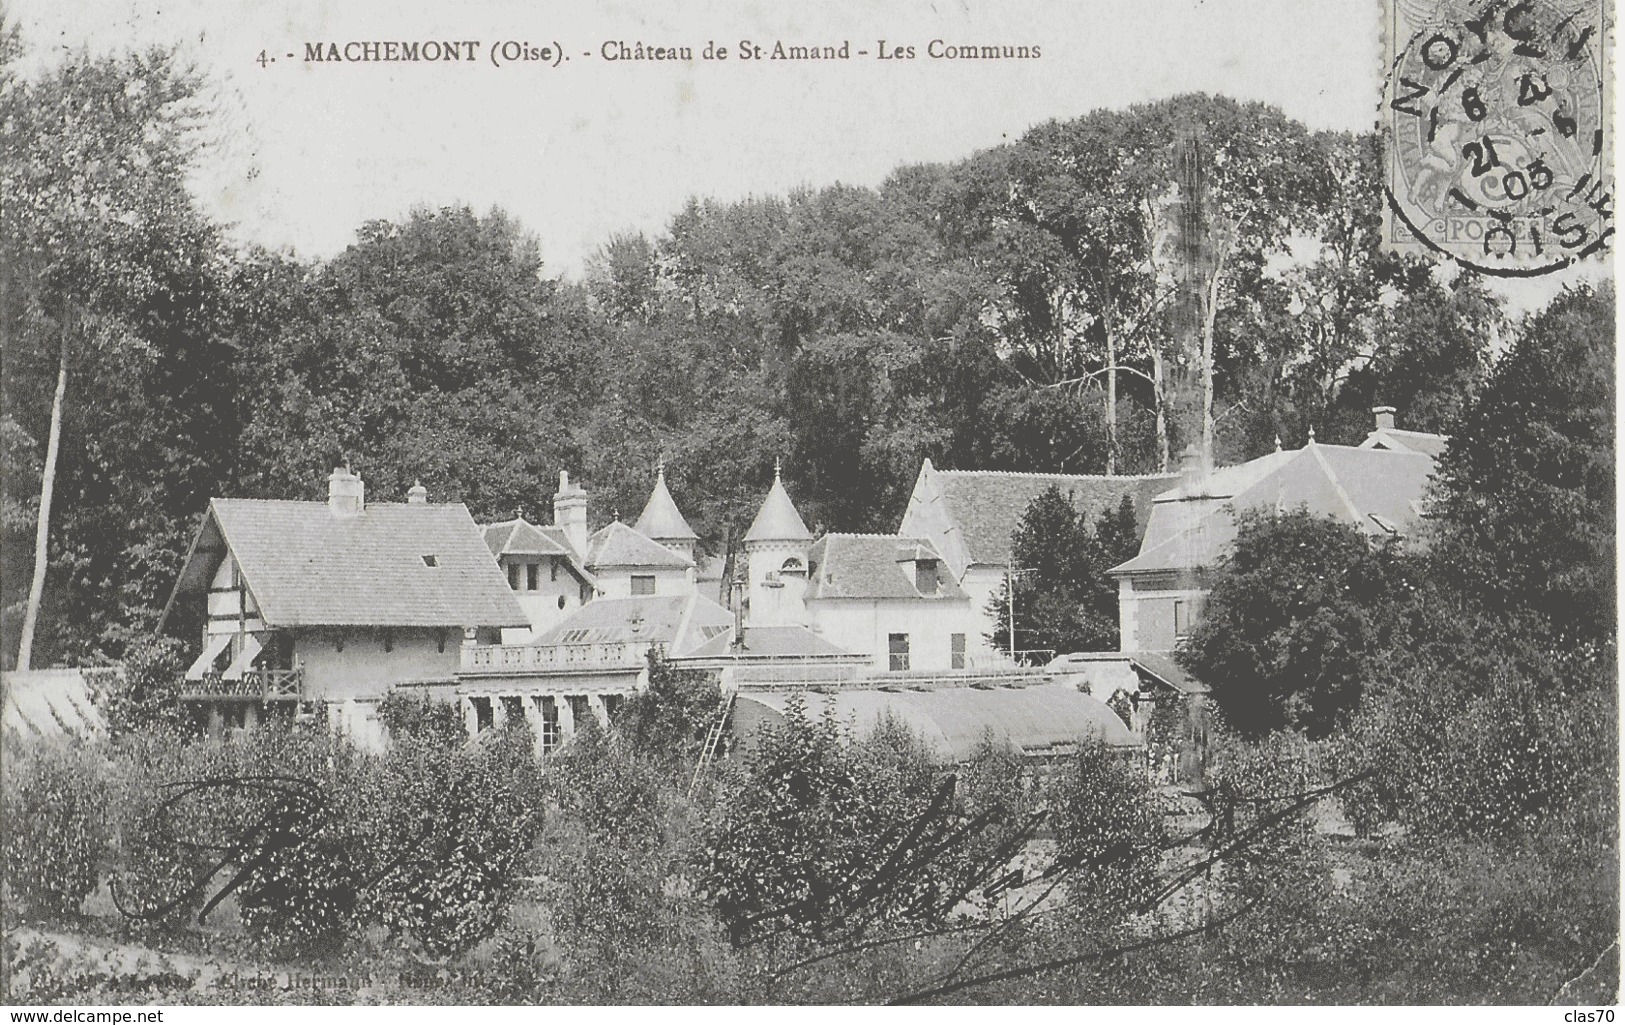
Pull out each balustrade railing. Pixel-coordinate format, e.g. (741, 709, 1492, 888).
(461, 641, 644, 674)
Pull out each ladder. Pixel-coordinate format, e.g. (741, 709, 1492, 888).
(689, 691, 736, 798)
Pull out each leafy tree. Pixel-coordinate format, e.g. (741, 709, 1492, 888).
(700, 699, 975, 945)
(987, 487, 1132, 657)
(1178, 508, 1411, 737)
(2, 40, 234, 666)
(234, 205, 597, 522)
(1426, 282, 1615, 651)
(1045, 743, 1164, 918)
(616, 646, 721, 766)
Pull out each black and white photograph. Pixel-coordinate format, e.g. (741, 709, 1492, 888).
(0, 0, 1617, 1010)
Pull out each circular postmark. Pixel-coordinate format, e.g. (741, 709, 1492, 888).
(1383, 0, 1612, 275)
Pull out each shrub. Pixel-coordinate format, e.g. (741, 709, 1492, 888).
(1045, 743, 1164, 917)
(375, 690, 466, 749)
(101, 636, 196, 740)
(1, 739, 110, 920)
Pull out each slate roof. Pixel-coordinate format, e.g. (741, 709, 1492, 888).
(484, 518, 575, 558)
(744, 473, 813, 543)
(928, 469, 1177, 567)
(736, 682, 1140, 761)
(164, 499, 528, 629)
(680, 624, 850, 659)
(633, 468, 700, 541)
(1111, 442, 1439, 576)
(804, 534, 968, 601)
(482, 518, 594, 585)
(1360, 427, 1449, 458)
(532, 592, 733, 655)
(585, 521, 694, 569)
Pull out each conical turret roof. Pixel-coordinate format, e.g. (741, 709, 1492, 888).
(744, 463, 812, 543)
(633, 464, 699, 541)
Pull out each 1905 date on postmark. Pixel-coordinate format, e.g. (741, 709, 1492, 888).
(1383, 0, 1612, 275)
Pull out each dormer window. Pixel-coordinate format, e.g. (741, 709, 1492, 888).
(421, 554, 438, 567)
(781, 557, 805, 573)
(915, 559, 939, 596)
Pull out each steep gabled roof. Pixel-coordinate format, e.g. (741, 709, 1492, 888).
(165, 500, 527, 629)
(585, 521, 695, 570)
(919, 466, 1176, 568)
(482, 518, 595, 585)
(744, 471, 813, 543)
(633, 467, 700, 541)
(1111, 442, 1439, 576)
(804, 534, 968, 601)
(484, 518, 573, 558)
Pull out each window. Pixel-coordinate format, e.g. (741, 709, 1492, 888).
(471, 696, 493, 733)
(537, 696, 561, 753)
(421, 554, 438, 567)
(1174, 599, 1196, 638)
(508, 562, 522, 590)
(557, 595, 567, 610)
(602, 694, 625, 722)
(501, 696, 525, 726)
(631, 574, 656, 596)
(580, 582, 592, 603)
(915, 559, 939, 595)
(951, 633, 966, 670)
(566, 694, 593, 728)
(526, 562, 539, 591)
(436, 628, 447, 654)
(383, 629, 394, 653)
(888, 633, 911, 672)
(551, 560, 560, 582)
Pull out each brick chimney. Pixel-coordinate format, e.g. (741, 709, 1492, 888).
(328, 466, 364, 517)
(1373, 405, 1397, 431)
(553, 470, 589, 556)
(407, 481, 428, 505)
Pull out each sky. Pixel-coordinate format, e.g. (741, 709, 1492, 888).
(9, 0, 1610, 304)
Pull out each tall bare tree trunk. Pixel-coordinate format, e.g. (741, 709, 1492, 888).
(1106, 327, 1118, 476)
(17, 320, 68, 671)
(1151, 347, 1170, 472)
(1200, 244, 1228, 473)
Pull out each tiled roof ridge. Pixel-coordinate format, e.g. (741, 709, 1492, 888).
(822, 531, 925, 539)
(935, 469, 1175, 481)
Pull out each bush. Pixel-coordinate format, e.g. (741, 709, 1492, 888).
(1, 739, 110, 920)
(1045, 743, 1164, 917)
(101, 636, 196, 740)
(375, 690, 466, 749)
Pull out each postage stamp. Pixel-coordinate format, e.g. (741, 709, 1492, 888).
(1382, 0, 1614, 274)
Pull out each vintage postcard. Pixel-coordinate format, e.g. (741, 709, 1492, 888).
(0, 0, 1616, 1013)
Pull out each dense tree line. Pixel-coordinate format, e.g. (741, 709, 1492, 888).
(0, 32, 1508, 669)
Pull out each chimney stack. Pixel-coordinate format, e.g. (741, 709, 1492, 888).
(1177, 444, 1205, 495)
(407, 481, 428, 505)
(1373, 405, 1396, 431)
(328, 467, 364, 517)
(553, 469, 589, 556)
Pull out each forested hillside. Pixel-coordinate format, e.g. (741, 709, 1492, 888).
(3, 38, 1504, 667)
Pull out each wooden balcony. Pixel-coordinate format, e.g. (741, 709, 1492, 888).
(181, 668, 303, 701)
